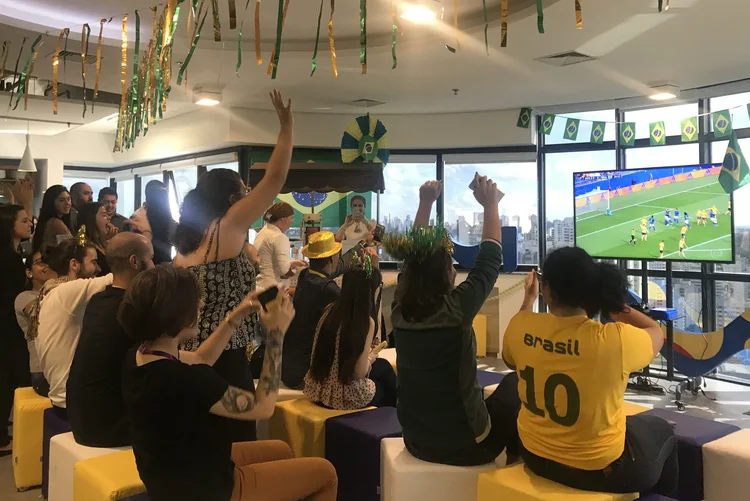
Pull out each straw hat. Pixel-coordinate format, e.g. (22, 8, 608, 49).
(302, 231, 342, 259)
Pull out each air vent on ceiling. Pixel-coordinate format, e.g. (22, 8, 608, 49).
(45, 50, 98, 65)
(350, 98, 385, 108)
(535, 51, 596, 67)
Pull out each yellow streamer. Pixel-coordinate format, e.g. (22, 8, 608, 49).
(255, 0, 262, 64)
(328, 0, 337, 78)
(453, 0, 461, 50)
(501, 0, 508, 47)
(575, 0, 582, 29)
(93, 19, 105, 112)
(81, 24, 89, 117)
(267, 0, 290, 76)
(52, 29, 69, 115)
(115, 15, 128, 152)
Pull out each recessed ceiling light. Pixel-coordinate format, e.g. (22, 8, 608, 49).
(649, 84, 680, 101)
(193, 88, 223, 107)
(401, 1, 439, 23)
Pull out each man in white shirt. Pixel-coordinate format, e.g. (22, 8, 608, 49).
(36, 238, 113, 418)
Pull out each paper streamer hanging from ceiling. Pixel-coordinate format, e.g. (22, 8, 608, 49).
(236, 0, 253, 74)
(80, 24, 90, 118)
(127, 10, 141, 148)
(453, 0, 461, 51)
(536, 0, 544, 33)
(228, 0, 237, 29)
(145, 7, 158, 130)
(177, 9, 208, 85)
(212, 0, 222, 41)
(93, 19, 106, 112)
(391, 0, 397, 68)
(23, 37, 43, 111)
(51, 31, 64, 114)
(310, 0, 324, 76)
(0, 41, 9, 79)
(482, 0, 488, 55)
(114, 16, 127, 151)
(575, 0, 582, 29)
(12, 34, 42, 111)
(63, 30, 70, 79)
(268, 0, 289, 79)
(359, 0, 367, 74)
(8, 37, 26, 111)
(328, 0, 337, 78)
(255, 0, 262, 64)
(501, 0, 508, 47)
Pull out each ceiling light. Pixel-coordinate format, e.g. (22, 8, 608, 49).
(18, 133, 37, 173)
(401, 1, 440, 23)
(649, 84, 680, 101)
(193, 88, 222, 107)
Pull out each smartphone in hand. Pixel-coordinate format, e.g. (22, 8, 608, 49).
(374, 224, 385, 243)
(257, 286, 279, 312)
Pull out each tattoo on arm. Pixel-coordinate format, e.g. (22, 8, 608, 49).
(221, 386, 257, 414)
(259, 328, 283, 397)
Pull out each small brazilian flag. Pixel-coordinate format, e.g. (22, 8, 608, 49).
(541, 114, 556, 135)
(713, 109, 733, 138)
(517, 108, 532, 129)
(590, 122, 605, 144)
(681, 117, 698, 142)
(620, 122, 636, 147)
(719, 130, 750, 194)
(649, 121, 666, 146)
(564, 118, 580, 141)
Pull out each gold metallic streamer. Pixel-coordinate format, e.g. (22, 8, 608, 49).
(575, 0, 582, 29)
(13, 35, 42, 111)
(52, 31, 66, 115)
(267, 0, 290, 77)
(212, 0, 222, 41)
(81, 24, 90, 118)
(501, 0, 508, 47)
(62, 29, 69, 79)
(115, 16, 128, 152)
(23, 39, 42, 111)
(328, 0, 337, 78)
(453, 0, 461, 51)
(93, 19, 105, 112)
(229, 0, 237, 29)
(0, 41, 9, 80)
(255, 0, 262, 64)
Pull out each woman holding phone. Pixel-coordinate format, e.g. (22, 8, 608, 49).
(335, 196, 375, 243)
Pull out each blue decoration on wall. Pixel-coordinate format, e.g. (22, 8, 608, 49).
(292, 192, 328, 208)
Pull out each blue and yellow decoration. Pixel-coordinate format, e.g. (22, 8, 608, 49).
(341, 114, 390, 165)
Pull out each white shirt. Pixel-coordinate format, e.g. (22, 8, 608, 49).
(343, 218, 374, 241)
(255, 224, 292, 292)
(36, 274, 113, 408)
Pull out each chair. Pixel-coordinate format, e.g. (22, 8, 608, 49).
(42, 407, 72, 498)
(73, 450, 146, 501)
(11, 387, 52, 490)
(702, 429, 750, 501)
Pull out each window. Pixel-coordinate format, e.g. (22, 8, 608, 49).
(545, 109, 616, 146)
(116, 179, 135, 216)
(62, 175, 110, 201)
(645, 277, 704, 332)
(207, 162, 239, 172)
(169, 168, 198, 221)
(444, 161, 538, 264)
(625, 144, 699, 170)
(715, 280, 750, 382)
(711, 141, 750, 273)
(710, 92, 750, 131)
(139, 173, 164, 205)
(624, 103, 700, 139)
(545, 150, 616, 252)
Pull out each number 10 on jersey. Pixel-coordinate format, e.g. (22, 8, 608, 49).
(519, 365, 581, 427)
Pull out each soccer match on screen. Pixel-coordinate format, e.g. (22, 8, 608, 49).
(574, 165, 733, 262)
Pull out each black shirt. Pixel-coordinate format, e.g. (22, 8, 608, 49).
(67, 286, 132, 447)
(0, 247, 27, 343)
(96, 248, 111, 277)
(122, 351, 232, 501)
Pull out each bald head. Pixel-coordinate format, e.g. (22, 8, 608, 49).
(106, 232, 154, 274)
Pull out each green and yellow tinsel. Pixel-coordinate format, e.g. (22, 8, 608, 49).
(382, 225, 454, 263)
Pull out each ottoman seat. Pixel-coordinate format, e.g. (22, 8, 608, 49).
(74, 450, 146, 501)
(12, 387, 52, 490)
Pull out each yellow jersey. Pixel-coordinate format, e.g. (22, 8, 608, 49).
(681, 226, 688, 235)
(640, 224, 647, 233)
(712, 206, 719, 214)
(659, 242, 665, 252)
(728, 201, 732, 209)
(502, 311, 653, 471)
(641, 218, 647, 226)
(679, 239, 686, 249)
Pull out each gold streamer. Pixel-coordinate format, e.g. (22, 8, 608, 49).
(212, 0, 222, 41)
(501, 0, 508, 47)
(24, 40, 42, 111)
(255, 0, 262, 64)
(81, 24, 90, 118)
(52, 29, 68, 115)
(453, 0, 461, 51)
(575, 0, 582, 29)
(229, 0, 237, 29)
(267, 0, 290, 76)
(93, 19, 105, 112)
(328, 0, 337, 78)
(115, 16, 128, 152)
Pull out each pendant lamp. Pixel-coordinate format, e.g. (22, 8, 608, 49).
(18, 123, 36, 173)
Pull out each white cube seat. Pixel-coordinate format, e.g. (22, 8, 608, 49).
(702, 429, 750, 501)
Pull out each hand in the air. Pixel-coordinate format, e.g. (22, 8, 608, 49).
(524, 270, 539, 300)
(125, 215, 152, 236)
(12, 177, 35, 205)
(419, 180, 442, 204)
(471, 173, 504, 208)
(270, 90, 293, 130)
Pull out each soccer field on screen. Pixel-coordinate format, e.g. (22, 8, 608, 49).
(575, 175, 733, 261)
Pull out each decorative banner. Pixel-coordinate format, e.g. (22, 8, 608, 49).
(93, 19, 106, 112)
(590, 122, 605, 144)
(719, 130, 750, 193)
(649, 121, 665, 146)
(681, 117, 698, 142)
(51, 32, 64, 114)
(500, 0, 508, 47)
(268, 0, 290, 79)
(517, 108, 531, 129)
(310, 0, 324, 76)
(255, 0, 263, 64)
(341, 114, 390, 164)
(359, 0, 367, 75)
(482, 0, 489, 55)
(211, 0, 222, 41)
(541, 114, 555, 135)
(575, 0, 582, 29)
(12, 34, 42, 111)
(391, 0, 397, 69)
(713, 110, 732, 138)
(177, 9, 207, 84)
(7, 36, 26, 111)
(228, 0, 237, 29)
(0, 41, 9, 79)
(620, 122, 636, 147)
(80, 24, 90, 118)
(564, 118, 580, 141)
(328, 0, 338, 78)
(536, 0, 544, 34)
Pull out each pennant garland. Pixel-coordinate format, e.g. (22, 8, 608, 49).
(649, 121, 665, 146)
(310, 0, 324, 76)
(0, 41, 9, 80)
(12, 34, 43, 111)
(482, 0, 489, 55)
(681, 117, 698, 142)
(712, 110, 732, 138)
(328, 0, 338, 78)
(517, 108, 531, 129)
(590, 122, 605, 144)
(267, 0, 290, 79)
(536, 0, 544, 34)
(719, 130, 750, 193)
(80, 24, 91, 118)
(360, 0, 367, 75)
(93, 19, 106, 112)
(575, 0, 582, 29)
(620, 122, 636, 147)
(564, 118, 580, 141)
(391, 0, 398, 69)
(8, 37, 27, 112)
(501, 0, 508, 47)
(541, 114, 555, 135)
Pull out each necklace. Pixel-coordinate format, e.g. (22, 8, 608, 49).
(138, 344, 179, 362)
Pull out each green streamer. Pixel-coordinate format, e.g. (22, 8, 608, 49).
(212, 0, 222, 41)
(270, 0, 284, 79)
(391, 2, 397, 69)
(236, 0, 252, 75)
(63, 30, 69, 77)
(163, 1, 184, 102)
(310, 0, 324, 76)
(482, 0, 488, 55)
(153, 21, 164, 123)
(658, 0, 663, 12)
(359, 0, 366, 73)
(536, 0, 544, 34)
(128, 11, 141, 149)
(12, 34, 42, 111)
(177, 10, 208, 85)
(7, 37, 26, 111)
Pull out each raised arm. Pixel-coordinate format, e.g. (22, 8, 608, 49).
(610, 307, 664, 358)
(414, 181, 441, 228)
(224, 90, 294, 234)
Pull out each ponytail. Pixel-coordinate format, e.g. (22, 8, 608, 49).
(583, 262, 627, 318)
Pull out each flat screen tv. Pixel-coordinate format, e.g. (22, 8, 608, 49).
(573, 165, 734, 263)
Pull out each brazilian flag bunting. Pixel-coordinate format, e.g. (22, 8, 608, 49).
(712, 110, 732, 138)
(620, 122, 636, 147)
(649, 121, 666, 146)
(541, 114, 555, 135)
(590, 122, 605, 144)
(517, 108, 532, 129)
(719, 130, 750, 193)
(564, 118, 580, 141)
(681, 117, 698, 142)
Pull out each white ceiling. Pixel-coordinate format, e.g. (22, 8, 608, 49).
(1, 0, 749, 137)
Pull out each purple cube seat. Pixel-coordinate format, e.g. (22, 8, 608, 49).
(476, 370, 505, 389)
(325, 406, 402, 501)
(642, 408, 739, 501)
(41, 407, 71, 499)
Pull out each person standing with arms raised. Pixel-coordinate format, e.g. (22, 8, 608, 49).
(173, 90, 294, 442)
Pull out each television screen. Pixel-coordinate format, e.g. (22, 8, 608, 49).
(573, 165, 734, 262)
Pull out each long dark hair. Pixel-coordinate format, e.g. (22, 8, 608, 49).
(77, 202, 107, 250)
(309, 268, 381, 385)
(395, 249, 454, 323)
(0, 204, 25, 253)
(174, 169, 244, 255)
(33, 185, 71, 252)
(542, 246, 627, 318)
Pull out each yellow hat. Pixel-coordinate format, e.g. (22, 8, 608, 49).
(302, 231, 342, 259)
